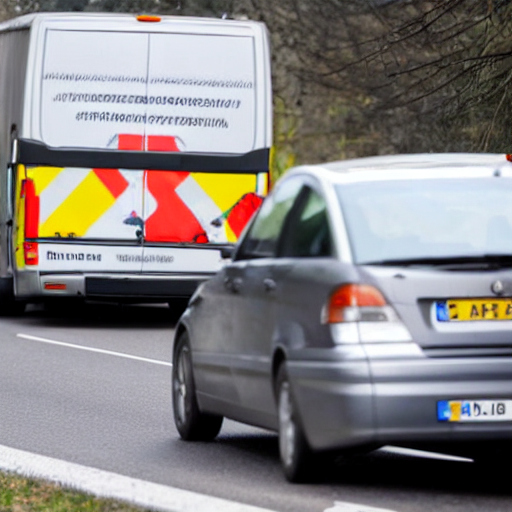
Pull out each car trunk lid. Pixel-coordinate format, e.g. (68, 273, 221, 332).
(360, 265, 512, 356)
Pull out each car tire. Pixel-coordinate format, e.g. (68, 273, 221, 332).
(469, 443, 512, 466)
(276, 364, 315, 482)
(172, 331, 223, 441)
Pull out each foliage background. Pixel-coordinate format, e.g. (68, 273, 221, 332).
(2, 0, 511, 180)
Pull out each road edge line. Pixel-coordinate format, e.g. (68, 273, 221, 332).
(0, 444, 277, 512)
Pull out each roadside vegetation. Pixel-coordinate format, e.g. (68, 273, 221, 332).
(0, 472, 149, 512)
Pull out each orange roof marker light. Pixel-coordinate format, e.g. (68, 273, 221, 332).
(137, 14, 161, 22)
(506, 154, 512, 163)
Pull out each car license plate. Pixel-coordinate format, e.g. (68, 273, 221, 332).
(436, 298, 512, 322)
(438, 400, 512, 422)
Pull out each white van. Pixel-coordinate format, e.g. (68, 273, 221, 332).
(0, 13, 272, 313)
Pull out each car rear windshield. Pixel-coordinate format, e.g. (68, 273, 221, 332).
(336, 177, 512, 264)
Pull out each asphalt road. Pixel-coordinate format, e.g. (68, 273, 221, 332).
(0, 301, 511, 512)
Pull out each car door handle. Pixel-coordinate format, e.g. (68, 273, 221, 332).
(224, 277, 243, 293)
(263, 278, 276, 292)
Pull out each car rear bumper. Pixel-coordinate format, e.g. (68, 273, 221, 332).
(287, 345, 512, 452)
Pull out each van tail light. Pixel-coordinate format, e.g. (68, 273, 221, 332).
(23, 179, 39, 239)
(323, 284, 412, 344)
(44, 283, 66, 291)
(24, 242, 39, 265)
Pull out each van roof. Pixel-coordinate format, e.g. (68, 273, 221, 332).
(0, 12, 262, 32)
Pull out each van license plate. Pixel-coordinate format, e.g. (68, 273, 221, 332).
(438, 400, 512, 422)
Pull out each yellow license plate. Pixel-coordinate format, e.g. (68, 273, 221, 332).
(446, 298, 512, 321)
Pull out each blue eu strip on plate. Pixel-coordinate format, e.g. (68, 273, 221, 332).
(437, 400, 451, 421)
(436, 301, 449, 322)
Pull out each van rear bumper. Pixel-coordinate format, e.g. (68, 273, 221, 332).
(15, 271, 210, 300)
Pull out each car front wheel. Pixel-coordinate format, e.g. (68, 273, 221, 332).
(276, 364, 315, 482)
(172, 331, 223, 441)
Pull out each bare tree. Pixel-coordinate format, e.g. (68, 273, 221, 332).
(239, 0, 512, 165)
(0, 0, 238, 17)
(355, 0, 512, 152)
(2, 0, 510, 168)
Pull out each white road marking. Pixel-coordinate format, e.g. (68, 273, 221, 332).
(16, 333, 172, 367)
(0, 444, 277, 512)
(13, 333, 469, 512)
(382, 446, 472, 462)
(324, 502, 397, 512)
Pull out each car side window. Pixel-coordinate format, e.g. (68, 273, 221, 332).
(279, 187, 333, 258)
(235, 177, 303, 260)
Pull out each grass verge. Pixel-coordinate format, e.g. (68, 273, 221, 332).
(0, 472, 151, 512)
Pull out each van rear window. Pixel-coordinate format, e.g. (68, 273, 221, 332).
(39, 29, 257, 153)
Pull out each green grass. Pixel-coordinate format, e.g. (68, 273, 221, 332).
(0, 472, 151, 512)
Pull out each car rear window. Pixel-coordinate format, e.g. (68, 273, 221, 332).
(336, 177, 512, 264)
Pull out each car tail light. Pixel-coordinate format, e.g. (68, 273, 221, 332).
(323, 283, 412, 344)
(324, 284, 386, 323)
(24, 242, 39, 265)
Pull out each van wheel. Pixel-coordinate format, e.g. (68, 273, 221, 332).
(172, 331, 223, 441)
(276, 364, 315, 482)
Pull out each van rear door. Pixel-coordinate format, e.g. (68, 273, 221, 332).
(21, 165, 145, 273)
(24, 17, 268, 276)
(139, 26, 265, 273)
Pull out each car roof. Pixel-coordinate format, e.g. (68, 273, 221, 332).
(284, 153, 512, 185)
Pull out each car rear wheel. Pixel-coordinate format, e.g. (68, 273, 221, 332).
(276, 364, 315, 482)
(469, 442, 512, 466)
(172, 331, 223, 441)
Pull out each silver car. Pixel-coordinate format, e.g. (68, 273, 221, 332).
(172, 153, 512, 482)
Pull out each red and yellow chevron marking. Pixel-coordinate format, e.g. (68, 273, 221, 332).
(192, 173, 258, 242)
(27, 166, 128, 239)
(17, 133, 266, 248)
(93, 168, 130, 199)
(15, 165, 28, 269)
